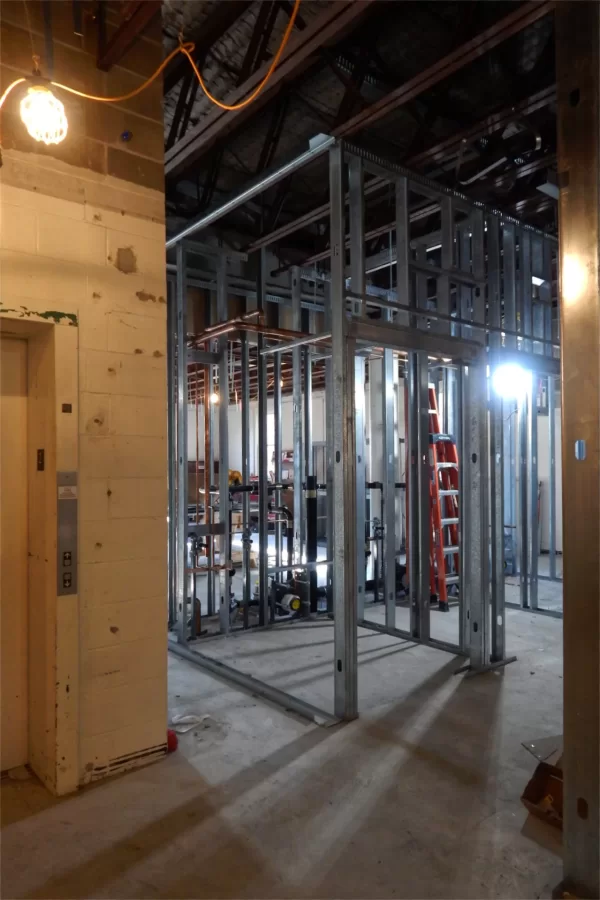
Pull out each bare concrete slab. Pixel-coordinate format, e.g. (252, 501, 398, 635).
(2, 609, 562, 899)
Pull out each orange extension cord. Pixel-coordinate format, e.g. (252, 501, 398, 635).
(0, 0, 301, 114)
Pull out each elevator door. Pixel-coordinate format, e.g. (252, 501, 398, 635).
(1, 337, 28, 770)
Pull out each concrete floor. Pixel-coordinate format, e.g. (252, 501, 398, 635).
(2, 608, 563, 899)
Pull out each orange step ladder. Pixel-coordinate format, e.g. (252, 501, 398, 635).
(404, 383, 460, 610)
(428, 384, 460, 611)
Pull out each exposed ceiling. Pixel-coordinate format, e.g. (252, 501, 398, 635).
(159, 0, 558, 266)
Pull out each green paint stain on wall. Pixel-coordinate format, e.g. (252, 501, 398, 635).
(0, 304, 78, 326)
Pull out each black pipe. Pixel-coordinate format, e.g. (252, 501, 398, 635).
(274, 505, 294, 582)
(229, 482, 328, 494)
(306, 475, 318, 613)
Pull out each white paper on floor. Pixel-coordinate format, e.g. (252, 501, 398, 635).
(170, 714, 210, 733)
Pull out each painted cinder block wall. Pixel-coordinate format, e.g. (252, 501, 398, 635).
(0, 1, 167, 792)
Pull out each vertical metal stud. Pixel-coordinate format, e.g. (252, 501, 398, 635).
(471, 209, 485, 339)
(241, 332, 252, 617)
(167, 278, 177, 628)
(217, 254, 231, 633)
(548, 374, 557, 580)
(349, 157, 367, 621)
(175, 242, 188, 644)
(518, 392, 529, 609)
(503, 224, 517, 349)
(396, 176, 410, 328)
(330, 143, 358, 720)
(291, 266, 304, 565)
(406, 353, 421, 639)
(490, 387, 506, 661)
(463, 360, 489, 669)
(257, 249, 269, 625)
(416, 353, 431, 642)
(438, 196, 452, 335)
(274, 351, 283, 571)
(487, 216, 502, 351)
(529, 382, 539, 609)
(520, 230, 533, 353)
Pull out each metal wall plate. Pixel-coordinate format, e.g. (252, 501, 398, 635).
(57, 471, 77, 595)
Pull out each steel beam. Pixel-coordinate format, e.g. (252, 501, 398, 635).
(167, 138, 335, 248)
(97, 0, 161, 71)
(556, 5, 600, 895)
(333, 2, 554, 138)
(163, 1, 251, 94)
(347, 319, 481, 362)
(165, 1, 374, 178)
(408, 86, 556, 172)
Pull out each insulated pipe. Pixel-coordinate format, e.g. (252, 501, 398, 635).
(166, 137, 335, 249)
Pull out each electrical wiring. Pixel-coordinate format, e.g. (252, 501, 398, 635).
(0, 0, 301, 114)
(178, 0, 300, 112)
(0, 78, 26, 111)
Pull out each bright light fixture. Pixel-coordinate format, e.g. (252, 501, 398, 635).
(492, 363, 531, 400)
(210, 392, 219, 404)
(531, 275, 545, 287)
(20, 85, 68, 145)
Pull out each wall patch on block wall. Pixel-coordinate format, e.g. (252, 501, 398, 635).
(136, 289, 156, 303)
(114, 247, 138, 274)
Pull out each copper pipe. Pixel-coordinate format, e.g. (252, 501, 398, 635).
(196, 310, 262, 340)
(192, 320, 322, 346)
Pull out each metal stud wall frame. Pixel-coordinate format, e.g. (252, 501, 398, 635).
(167, 139, 559, 722)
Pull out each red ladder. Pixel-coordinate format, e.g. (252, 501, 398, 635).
(428, 385, 460, 611)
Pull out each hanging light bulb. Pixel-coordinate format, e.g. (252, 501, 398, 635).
(210, 392, 220, 405)
(20, 85, 68, 146)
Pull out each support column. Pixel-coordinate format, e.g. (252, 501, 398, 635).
(556, 5, 600, 895)
(330, 143, 357, 720)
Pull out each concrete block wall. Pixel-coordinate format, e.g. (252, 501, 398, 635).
(0, 1, 167, 792)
